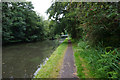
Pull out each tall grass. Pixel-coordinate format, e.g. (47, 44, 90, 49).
(73, 40, 120, 78)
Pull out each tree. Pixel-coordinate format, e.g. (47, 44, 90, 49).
(2, 2, 49, 44)
(47, 2, 120, 47)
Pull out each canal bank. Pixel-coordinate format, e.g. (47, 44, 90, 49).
(35, 39, 68, 78)
(2, 40, 60, 78)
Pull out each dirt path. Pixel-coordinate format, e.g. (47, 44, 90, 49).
(59, 40, 78, 78)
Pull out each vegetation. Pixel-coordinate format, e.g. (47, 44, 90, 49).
(72, 39, 120, 78)
(2, 1, 120, 78)
(35, 39, 68, 78)
(3, 2, 119, 46)
(2, 2, 52, 44)
(47, 2, 120, 78)
(47, 2, 120, 47)
(73, 42, 93, 78)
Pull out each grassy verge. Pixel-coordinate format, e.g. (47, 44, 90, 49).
(72, 39, 120, 78)
(72, 41, 93, 78)
(35, 39, 68, 78)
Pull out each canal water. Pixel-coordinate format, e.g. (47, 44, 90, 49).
(2, 40, 61, 78)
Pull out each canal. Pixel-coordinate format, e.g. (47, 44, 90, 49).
(2, 40, 61, 78)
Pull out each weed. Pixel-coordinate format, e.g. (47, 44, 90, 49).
(72, 40, 120, 78)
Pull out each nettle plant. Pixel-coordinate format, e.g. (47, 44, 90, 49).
(97, 47, 120, 78)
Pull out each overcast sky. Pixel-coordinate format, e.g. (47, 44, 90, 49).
(27, 0, 53, 20)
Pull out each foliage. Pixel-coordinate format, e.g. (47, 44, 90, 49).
(47, 2, 120, 47)
(73, 40, 120, 78)
(47, 2, 120, 77)
(2, 2, 50, 44)
(74, 46, 92, 78)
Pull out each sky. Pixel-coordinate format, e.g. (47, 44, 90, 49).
(27, 0, 53, 20)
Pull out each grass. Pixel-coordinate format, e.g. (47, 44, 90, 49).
(35, 39, 68, 78)
(72, 41, 93, 78)
(72, 39, 120, 78)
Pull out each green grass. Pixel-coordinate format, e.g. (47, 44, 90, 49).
(35, 39, 68, 78)
(72, 41, 93, 78)
(72, 39, 120, 78)
(74, 51, 85, 78)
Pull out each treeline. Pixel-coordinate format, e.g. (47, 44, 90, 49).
(2, 2, 52, 44)
(47, 2, 120, 78)
(47, 2, 120, 47)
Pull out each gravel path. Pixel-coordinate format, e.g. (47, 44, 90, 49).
(59, 40, 78, 78)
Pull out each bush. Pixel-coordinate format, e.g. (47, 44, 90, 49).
(74, 40, 120, 78)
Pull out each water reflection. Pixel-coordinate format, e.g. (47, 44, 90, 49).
(2, 40, 59, 78)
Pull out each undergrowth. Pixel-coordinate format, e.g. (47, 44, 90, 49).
(72, 39, 120, 78)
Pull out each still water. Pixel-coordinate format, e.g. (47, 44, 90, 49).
(2, 40, 60, 78)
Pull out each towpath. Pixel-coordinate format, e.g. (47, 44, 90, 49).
(59, 40, 78, 78)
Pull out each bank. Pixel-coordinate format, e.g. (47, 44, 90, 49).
(34, 39, 68, 78)
(72, 39, 120, 78)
